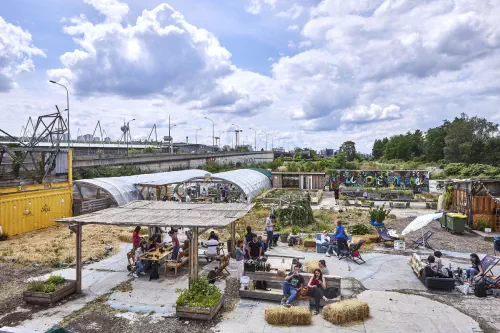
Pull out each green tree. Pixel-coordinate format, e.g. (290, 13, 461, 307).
(424, 126, 446, 161)
(372, 139, 385, 160)
(339, 141, 356, 161)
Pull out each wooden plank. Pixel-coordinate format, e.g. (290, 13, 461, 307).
(239, 288, 283, 302)
(76, 224, 82, 293)
(244, 271, 341, 289)
(189, 226, 199, 283)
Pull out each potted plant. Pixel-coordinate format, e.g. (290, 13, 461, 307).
(23, 275, 76, 305)
(369, 204, 391, 227)
(175, 278, 223, 321)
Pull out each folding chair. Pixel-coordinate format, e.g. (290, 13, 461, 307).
(473, 255, 500, 289)
(377, 227, 398, 243)
(126, 249, 137, 276)
(412, 231, 434, 250)
(338, 240, 366, 265)
(494, 237, 500, 256)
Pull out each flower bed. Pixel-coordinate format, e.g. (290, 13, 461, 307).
(175, 278, 223, 321)
(23, 275, 76, 305)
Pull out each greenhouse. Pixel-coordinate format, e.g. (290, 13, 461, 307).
(73, 169, 208, 213)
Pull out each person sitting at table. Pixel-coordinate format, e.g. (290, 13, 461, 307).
(132, 226, 142, 250)
(281, 262, 304, 307)
(132, 241, 147, 278)
(177, 239, 190, 262)
(148, 235, 159, 251)
(247, 233, 262, 260)
(169, 230, 180, 261)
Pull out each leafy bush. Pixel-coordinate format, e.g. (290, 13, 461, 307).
(176, 278, 221, 308)
(47, 275, 66, 285)
(291, 226, 300, 235)
(275, 199, 314, 228)
(28, 281, 57, 293)
(143, 146, 159, 154)
(349, 223, 373, 235)
(474, 218, 491, 231)
(369, 204, 391, 222)
(444, 163, 466, 176)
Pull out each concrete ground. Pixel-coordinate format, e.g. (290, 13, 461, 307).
(2, 236, 498, 333)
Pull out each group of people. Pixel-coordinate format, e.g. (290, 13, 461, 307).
(317, 220, 349, 257)
(281, 261, 336, 314)
(244, 215, 277, 260)
(130, 226, 189, 278)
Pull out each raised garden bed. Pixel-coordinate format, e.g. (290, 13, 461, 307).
(23, 278, 76, 305)
(176, 298, 224, 321)
(175, 278, 223, 321)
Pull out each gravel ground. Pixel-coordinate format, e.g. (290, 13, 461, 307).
(0, 262, 54, 327)
(387, 218, 493, 254)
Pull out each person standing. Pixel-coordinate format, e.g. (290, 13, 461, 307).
(334, 188, 340, 205)
(235, 240, 245, 277)
(245, 226, 253, 245)
(132, 241, 146, 278)
(247, 234, 263, 260)
(265, 215, 275, 249)
(329, 220, 348, 256)
(132, 226, 142, 250)
(169, 230, 180, 261)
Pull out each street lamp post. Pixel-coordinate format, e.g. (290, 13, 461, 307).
(261, 131, 268, 151)
(218, 131, 225, 148)
(231, 124, 242, 148)
(126, 118, 135, 156)
(204, 117, 215, 152)
(49, 80, 70, 147)
(168, 115, 177, 154)
(195, 128, 202, 144)
(249, 127, 257, 151)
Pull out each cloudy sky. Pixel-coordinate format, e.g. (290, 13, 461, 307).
(1, 0, 499, 152)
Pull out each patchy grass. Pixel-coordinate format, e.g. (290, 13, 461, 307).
(0, 225, 135, 267)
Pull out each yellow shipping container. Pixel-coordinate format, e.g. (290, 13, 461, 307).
(0, 185, 72, 236)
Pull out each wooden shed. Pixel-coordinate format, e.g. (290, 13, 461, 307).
(271, 172, 326, 190)
(451, 180, 500, 232)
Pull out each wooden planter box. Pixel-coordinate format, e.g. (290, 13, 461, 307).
(23, 280, 76, 305)
(176, 298, 223, 321)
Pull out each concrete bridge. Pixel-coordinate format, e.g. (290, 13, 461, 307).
(73, 151, 274, 171)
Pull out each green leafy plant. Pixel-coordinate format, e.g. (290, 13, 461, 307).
(369, 204, 391, 223)
(443, 186, 453, 209)
(474, 218, 491, 232)
(291, 225, 300, 235)
(275, 199, 314, 228)
(28, 281, 57, 293)
(47, 275, 66, 285)
(176, 278, 221, 308)
(143, 146, 159, 154)
(349, 223, 372, 235)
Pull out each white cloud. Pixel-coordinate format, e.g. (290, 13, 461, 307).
(83, 0, 129, 23)
(0, 16, 45, 92)
(246, 0, 279, 15)
(277, 4, 303, 19)
(287, 40, 297, 49)
(341, 104, 403, 124)
(287, 25, 299, 31)
(48, 3, 235, 104)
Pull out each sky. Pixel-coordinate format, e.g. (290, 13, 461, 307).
(1, 0, 500, 152)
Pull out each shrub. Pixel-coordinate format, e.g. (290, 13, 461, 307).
(291, 226, 300, 235)
(444, 163, 465, 176)
(28, 281, 57, 293)
(349, 223, 372, 235)
(369, 204, 391, 223)
(474, 218, 491, 231)
(176, 278, 221, 308)
(47, 275, 66, 285)
(143, 146, 159, 154)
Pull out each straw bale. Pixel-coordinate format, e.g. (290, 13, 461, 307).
(277, 269, 286, 277)
(304, 260, 319, 273)
(303, 240, 316, 248)
(265, 306, 312, 326)
(323, 299, 370, 325)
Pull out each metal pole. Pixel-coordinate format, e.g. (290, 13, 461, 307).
(196, 128, 202, 144)
(169, 115, 171, 154)
(249, 127, 257, 151)
(204, 117, 215, 152)
(49, 81, 70, 147)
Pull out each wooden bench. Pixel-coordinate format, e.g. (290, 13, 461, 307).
(165, 257, 189, 277)
(239, 270, 341, 306)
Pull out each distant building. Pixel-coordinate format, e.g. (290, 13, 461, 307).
(77, 134, 94, 142)
(320, 148, 336, 157)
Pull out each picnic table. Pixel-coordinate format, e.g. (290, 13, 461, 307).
(140, 247, 172, 262)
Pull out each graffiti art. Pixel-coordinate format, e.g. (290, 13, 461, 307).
(329, 170, 430, 193)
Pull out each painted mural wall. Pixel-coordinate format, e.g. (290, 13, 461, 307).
(329, 170, 430, 193)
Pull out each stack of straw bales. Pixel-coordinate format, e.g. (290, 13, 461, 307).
(304, 260, 319, 273)
(265, 306, 312, 326)
(323, 299, 370, 325)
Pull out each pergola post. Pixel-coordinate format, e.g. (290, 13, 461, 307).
(230, 221, 236, 258)
(189, 226, 199, 285)
(75, 224, 83, 293)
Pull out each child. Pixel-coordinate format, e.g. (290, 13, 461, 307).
(133, 241, 146, 278)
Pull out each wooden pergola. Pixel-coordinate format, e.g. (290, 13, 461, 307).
(55, 201, 253, 293)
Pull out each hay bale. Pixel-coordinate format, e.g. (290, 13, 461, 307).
(304, 260, 318, 273)
(265, 306, 312, 326)
(323, 299, 370, 325)
(303, 240, 316, 248)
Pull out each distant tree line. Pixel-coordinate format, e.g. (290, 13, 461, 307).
(372, 113, 500, 164)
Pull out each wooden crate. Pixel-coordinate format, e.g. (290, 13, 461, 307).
(23, 280, 76, 305)
(176, 298, 224, 321)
